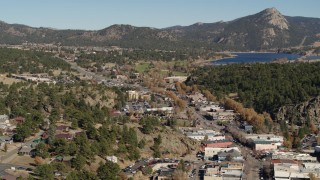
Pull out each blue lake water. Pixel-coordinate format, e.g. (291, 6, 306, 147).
(212, 53, 301, 65)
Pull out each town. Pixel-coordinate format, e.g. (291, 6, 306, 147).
(0, 43, 319, 180)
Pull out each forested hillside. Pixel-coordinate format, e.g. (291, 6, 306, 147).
(0, 48, 70, 73)
(186, 62, 320, 116)
(1, 8, 320, 50)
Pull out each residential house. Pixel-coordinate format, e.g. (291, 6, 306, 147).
(0, 115, 9, 124)
(106, 156, 118, 163)
(19, 145, 35, 156)
(14, 116, 25, 124)
(56, 125, 69, 132)
(156, 168, 175, 180)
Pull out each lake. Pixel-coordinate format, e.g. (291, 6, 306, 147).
(212, 53, 300, 65)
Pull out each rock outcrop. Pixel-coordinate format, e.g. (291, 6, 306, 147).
(276, 96, 320, 126)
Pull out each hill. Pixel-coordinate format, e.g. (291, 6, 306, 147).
(1, 8, 320, 50)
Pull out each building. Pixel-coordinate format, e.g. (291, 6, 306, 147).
(245, 134, 284, 144)
(156, 169, 175, 180)
(220, 162, 243, 180)
(203, 166, 222, 180)
(19, 146, 35, 156)
(14, 116, 25, 124)
(185, 129, 224, 142)
(200, 105, 223, 112)
(127, 90, 139, 101)
(273, 162, 320, 180)
(106, 156, 118, 163)
(201, 141, 233, 151)
(272, 151, 317, 163)
(0, 136, 13, 149)
(206, 111, 235, 121)
(314, 146, 320, 153)
(254, 140, 278, 151)
(164, 76, 188, 83)
(217, 149, 243, 161)
(204, 147, 241, 160)
(0, 115, 9, 124)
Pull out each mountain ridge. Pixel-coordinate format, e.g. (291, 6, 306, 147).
(1, 8, 320, 50)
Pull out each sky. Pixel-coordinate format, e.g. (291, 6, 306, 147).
(1, 0, 320, 30)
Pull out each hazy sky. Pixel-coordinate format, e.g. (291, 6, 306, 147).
(1, 0, 319, 30)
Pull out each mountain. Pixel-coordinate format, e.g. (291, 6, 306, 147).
(1, 8, 320, 50)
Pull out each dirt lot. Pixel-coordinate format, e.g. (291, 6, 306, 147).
(9, 155, 35, 166)
(0, 74, 22, 85)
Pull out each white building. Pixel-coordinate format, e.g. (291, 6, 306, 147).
(274, 162, 320, 180)
(186, 130, 224, 141)
(272, 151, 317, 162)
(106, 156, 118, 163)
(245, 134, 284, 146)
(0, 115, 9, 124)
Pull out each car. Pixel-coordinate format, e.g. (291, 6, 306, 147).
(17, 167, 25, 170)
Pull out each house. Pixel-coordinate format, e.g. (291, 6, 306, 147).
(14, 116, 25, 124)
(56, 125, 69, 132)
(0, 136, 13, 145)
(106, 155, 118, 163)
(0, 115, 9, 125)
(19, 145, 35, 156)
(243, 125, 253, 133)
(157, 168, 175, 180)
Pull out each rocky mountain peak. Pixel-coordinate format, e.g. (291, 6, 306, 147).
(259, 7, 289, 30)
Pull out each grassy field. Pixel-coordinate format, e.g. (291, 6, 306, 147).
(135, 62, 150, 73)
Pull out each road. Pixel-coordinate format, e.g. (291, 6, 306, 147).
(55, 55, 104, 81)
(189, 106, 263, 180)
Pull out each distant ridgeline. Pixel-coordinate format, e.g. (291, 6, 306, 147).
(1, 8, 320, 51)
(186, 62, 320, 122)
